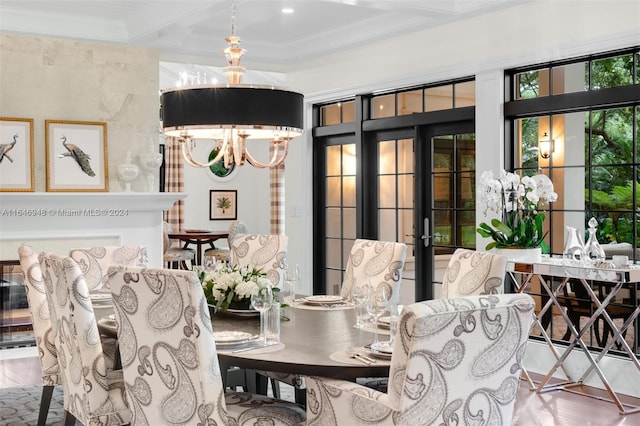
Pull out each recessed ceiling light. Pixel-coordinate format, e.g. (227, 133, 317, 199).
(281, 8, 294, 14)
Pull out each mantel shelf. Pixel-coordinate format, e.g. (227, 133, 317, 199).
(0, 192, 187, 265)
(0, 192, 187, 211)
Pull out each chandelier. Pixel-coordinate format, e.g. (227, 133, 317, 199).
(160, 2, 304, 169)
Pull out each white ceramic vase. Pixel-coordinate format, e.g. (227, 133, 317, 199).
(492, 247, 542, 263)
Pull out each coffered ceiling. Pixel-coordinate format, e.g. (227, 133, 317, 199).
(1, 0, 532, 73)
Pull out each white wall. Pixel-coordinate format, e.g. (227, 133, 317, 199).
(180, 140, 271, 234)
(282, 0, 640, 297)
(0, 33, 159, 192)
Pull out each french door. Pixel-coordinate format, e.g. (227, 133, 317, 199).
(415, 122, 476, 301)
(367, 121, 475, 302)
(313, 105, 475, 303)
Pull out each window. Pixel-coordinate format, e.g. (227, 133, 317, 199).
(371, 80, 476, 118)
(507, 48, 639, 260)
(320, 100, 356, 125)
(506, 47, 640, 356)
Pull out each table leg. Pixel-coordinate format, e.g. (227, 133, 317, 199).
(255, 370, 268, 395)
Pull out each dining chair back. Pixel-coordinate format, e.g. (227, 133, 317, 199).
(17, 244, 60, 426)
(69, 245, 148, 292)
(38, 252, 131, 425)
(441, 248, 507, 298)
(305, 293, 536, 426)
(205, 220, 248, 262)
(230, 234, 288, 288)
(340, 239, 407, 305)
(163, 221, 195, 269)
(107, 266, 306, 425)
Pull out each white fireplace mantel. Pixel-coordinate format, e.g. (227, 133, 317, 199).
(0, 192, 187, 265)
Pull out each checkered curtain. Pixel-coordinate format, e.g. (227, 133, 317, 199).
(163, 137, 184, 234)
(270, 144, 285, 235)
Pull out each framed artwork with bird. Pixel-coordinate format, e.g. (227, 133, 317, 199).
(45, 120, 108, 192)
(0, 117, 34, 192)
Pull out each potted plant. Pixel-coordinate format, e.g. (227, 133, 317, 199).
(476, 169, 558, 261)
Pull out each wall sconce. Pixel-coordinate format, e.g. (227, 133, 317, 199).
(539, 132, 554, 159)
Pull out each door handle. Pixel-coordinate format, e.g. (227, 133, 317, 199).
(421, 217, 431, 247)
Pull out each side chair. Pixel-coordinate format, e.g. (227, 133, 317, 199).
(305, 293, 536, 426)
(204, 220, 248, 263)
(228, 233, 297, 400)
(163, 221, 195, 270)
(107, 266, 306, 425)
(69, 245, 148, 292)
(340, 239, 408, 305)
(230, 233, 288, 288)
(17, 244, 60, 426)
(39, 252, 131, 426)
(441, 248, 507, 298)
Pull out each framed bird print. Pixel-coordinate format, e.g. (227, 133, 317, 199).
(45, 120, 108, 192)
(0, 117, 34, 192)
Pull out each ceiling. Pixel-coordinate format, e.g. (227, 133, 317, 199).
(1, 0, 531, 74)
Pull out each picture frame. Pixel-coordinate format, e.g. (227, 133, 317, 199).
(209, 190, 237, 220)
(0, 117, 34, 192)
(45, 120, 108, 192)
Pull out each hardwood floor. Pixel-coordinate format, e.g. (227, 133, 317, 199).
(1, 346, 638, 425)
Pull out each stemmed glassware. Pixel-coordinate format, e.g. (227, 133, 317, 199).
(351, 277, 371, 329)
(203, 255, 217, 272)
(284, 264, 299, 305)
(367, 285, 390, 344)
(251, 282, 274, 346)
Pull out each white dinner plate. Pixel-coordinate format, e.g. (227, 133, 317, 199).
(370, 341, 393, 354)
(90, 293, 112, 305)
(377, 316, 391, 328)
(90, 293, 111, 300)
(303, 295, 344, 305)
(368, 348, 392, 360)
(213, 331, 257, 346)
(226, 308, 260, 317)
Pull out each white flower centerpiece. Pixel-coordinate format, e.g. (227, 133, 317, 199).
(477, 169, 558, 261)
(200, 264, 273, 312)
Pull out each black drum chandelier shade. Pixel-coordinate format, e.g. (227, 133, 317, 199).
(160, 2, 304, 169)
(161, 86, 304, 137)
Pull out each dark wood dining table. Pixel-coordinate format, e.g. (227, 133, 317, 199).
(212, 304, 391, 393)
(98, 300, 391, 405)
(168, 230, 228, 266)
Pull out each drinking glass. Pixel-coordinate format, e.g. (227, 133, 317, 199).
(283, 264, 299, 305)
(251, 282, 274, 346)
(203, 255, 217, 272)
(351, 277, 371, 329)
(266, 303, 281, 344)
(388, 303, 400, 345)
(366, 285, 390, 344)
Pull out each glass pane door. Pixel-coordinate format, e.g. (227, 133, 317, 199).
(378, 138, 415, 305)
(429, 132, 476, 299)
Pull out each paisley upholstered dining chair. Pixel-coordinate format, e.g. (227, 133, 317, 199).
(17, 244, 60, 426)
(441, 248, 508, 298)
(204, 220, 248, 262)
(163, 221, 195, 269)
(107, 266, 306, 426)
(230, 233, 288, 288)
(340, 239, 408, 305)
(305, 293, 536, 426)
(39, 252, 131, 426)
(228, 233, 298, 400)
(69, 245, 148, 292)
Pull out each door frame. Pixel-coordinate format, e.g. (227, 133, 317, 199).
(415, 119, 475, 301)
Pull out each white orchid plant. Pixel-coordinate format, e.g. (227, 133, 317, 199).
(477, 169, 558, 252)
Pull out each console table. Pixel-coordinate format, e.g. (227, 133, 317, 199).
(506, 257, 639, 415)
